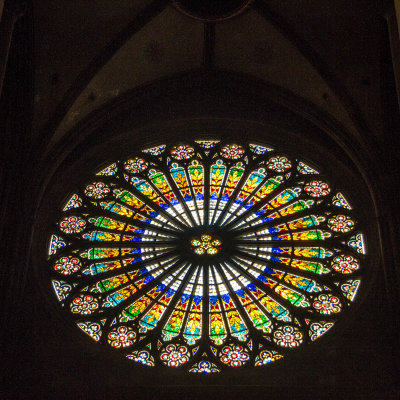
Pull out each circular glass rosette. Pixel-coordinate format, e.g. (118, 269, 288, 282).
(48, 139, 366, 372)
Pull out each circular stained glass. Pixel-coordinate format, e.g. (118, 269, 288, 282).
(48, 139, 366, 372)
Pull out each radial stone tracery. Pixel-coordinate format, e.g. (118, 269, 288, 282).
(48, 139, 366, 372)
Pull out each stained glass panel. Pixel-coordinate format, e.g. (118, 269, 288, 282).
(48, 139, 366, 371)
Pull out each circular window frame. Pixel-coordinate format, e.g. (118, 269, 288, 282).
(31, 73, 380, 382)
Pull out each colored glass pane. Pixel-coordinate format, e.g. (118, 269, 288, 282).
(191, 234, 221, 255)
(297, 161, 318, 174)
(63, 194, 82, 211)
(194, 139, 220, 148)
(124, 158, 148, 174)
(249, 143, 274, 154)
(96, 163, 118, 176)
(332, 192, 352, 209)
(189, 360, 220, 373)
(170, 144, 195, 160)
(255, 349, 283, 365)
(220, 144, 245, 160)
(142, 145, 166, 155)
(127, 350, 155, 366)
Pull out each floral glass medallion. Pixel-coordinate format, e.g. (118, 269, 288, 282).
(191, 235, 222, 255)
(48, 139, 366, 372)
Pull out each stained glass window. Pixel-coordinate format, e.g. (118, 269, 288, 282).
(48, 139, 366, 372)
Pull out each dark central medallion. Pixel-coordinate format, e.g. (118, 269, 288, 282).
(191, 234, 221, 255)
(177, 226, 235, 262)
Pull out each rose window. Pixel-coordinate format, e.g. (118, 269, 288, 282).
(48, 139, 366, 372)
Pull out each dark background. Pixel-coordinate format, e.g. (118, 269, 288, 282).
(0, 1, 399, 399)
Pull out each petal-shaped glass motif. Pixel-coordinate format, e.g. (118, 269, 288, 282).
(48, 139, 366, 371)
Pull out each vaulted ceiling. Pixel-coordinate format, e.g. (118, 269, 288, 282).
(34, 0, 387, 145)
